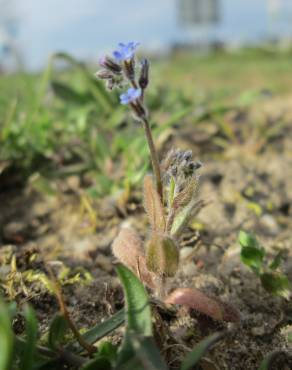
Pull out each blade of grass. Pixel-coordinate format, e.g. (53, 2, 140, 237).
(65, 309, 124, 353)
(180, 332, 224, 370)
(0, 300, 14, 370)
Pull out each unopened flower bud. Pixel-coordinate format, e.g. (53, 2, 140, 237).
(146, 236, 179, 277)
(139, 59, 149, 89)
(123, 58, 135, 81)
(99, 56, 122, 74)
(130, 100, 148, 120)
(95, 69, 113, 80)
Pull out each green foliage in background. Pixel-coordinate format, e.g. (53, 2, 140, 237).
(1, 48, 292, 197)
(239, 230, 290, 299)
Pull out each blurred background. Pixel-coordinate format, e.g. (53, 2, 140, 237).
(0, 0, 292, 202)
(1, 0, 292, 71)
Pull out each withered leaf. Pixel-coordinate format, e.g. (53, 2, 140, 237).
(165, 288, 240, 322)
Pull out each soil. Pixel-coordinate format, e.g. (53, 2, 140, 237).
(1, 94, 292, 370)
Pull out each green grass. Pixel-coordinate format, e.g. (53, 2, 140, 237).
(1, 47, 292, 196)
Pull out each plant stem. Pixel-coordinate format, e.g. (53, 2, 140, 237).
(157, 276, 167, 300)
(45, 264, 96, 355)
(142, 117, 163, 202)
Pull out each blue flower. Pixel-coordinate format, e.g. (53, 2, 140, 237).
(120, 88, 141, 105)
(113, 42, 140, 62)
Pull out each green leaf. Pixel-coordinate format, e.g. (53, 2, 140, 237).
(240, 246, 265, 274)
(65, 309, 124, 353)
(258, 350, 287, 370)
(238, 230, 260, 249)
(260, 272, 290, 299)
(51, 81, 92, 105)
(80, 357, 112, 370)
(19, 305, 38, 370)
(48, 314, 69, 350)
(98, 341, 118, 362)
(115, 265, 155, 368)
(130, 335, 168, 370)
(239, 231, 265, 274)
(269, 252, 283, 270)
(0, 300, 14, 370)
(180, 332, 223, 370)
(117, 335, 168, 370)
(116, 264, 152, 337)
(51, 52, 114, 113)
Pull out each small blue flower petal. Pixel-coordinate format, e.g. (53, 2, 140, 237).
(120, 87, 141, 105)
(113, 50, 123, 61)
(113, 41, 140, 62)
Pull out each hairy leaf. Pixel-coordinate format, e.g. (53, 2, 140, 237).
(172, 179, 197, 211)
(143, 175, 166, 233)
(170, 199, 205, 237)
(112, 228, 155, 289)
(112, 227, 144, 270)
(146, 236, 179, 277)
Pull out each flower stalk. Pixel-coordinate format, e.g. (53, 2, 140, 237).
(141, 117, 163, 201)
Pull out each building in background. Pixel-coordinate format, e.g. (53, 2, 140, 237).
(177, 0, 221, 49)
(178, 0, 220, 26)
(267, 0, 292, 42)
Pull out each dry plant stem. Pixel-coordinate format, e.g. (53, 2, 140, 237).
(142, 117, 163, 202)
(45, 264, 96, 355)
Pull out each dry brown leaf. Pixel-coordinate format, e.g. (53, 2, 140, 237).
(165, 288, 240, 323)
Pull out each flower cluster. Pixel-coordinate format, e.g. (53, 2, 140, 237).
(96, 41, 149, 119)
(162, 149, 202, 194)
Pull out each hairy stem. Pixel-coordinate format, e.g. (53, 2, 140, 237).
(156, 275, 167, 300)
(142, 117, 163, 202)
